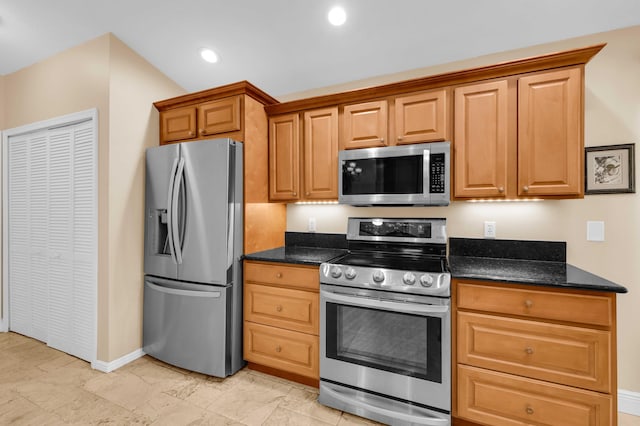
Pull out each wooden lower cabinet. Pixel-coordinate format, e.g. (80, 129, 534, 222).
(458, 365, 612, 426)
(243, 261, 320, 386)
(454, 279, 617, 426)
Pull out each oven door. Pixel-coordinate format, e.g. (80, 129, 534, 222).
(320, 284, 451, 414)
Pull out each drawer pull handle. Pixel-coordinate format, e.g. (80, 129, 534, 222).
(524, 299, 533, 309)
(275, 345, 282, 353)
(526, 406, 534, 415)
(276, 305, 283, 312)
(276, 273, 283, 278)
(525, 347, 534, 355)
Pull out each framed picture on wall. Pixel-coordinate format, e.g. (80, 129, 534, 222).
(585, 143, 635, 194)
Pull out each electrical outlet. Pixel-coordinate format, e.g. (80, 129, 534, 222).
(484, 221, 496, 239)
(308, 217, 317, 233)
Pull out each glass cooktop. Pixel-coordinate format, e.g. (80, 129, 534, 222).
(333, 251, 448, 273)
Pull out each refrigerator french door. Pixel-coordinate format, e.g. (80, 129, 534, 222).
(143, 138, 244, 377)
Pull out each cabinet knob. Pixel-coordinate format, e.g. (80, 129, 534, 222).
(397, 136, 403, 141)
(276, 305, 283, 312)
(525, 347, 534, 355)
(276, 272, 283, 278)
(523, 186, 529, 192)
(498, 186, 504, 193)
(526, 406, 534, 415)
(292, 192, 297, 197)
(188, 131, 194, 137)
(275, 345, 282, 353)
(306, 192, 310, 196)
(524, 299, 533, 309)
(199, 128, 206, 135)
(380, 137, 385, 143)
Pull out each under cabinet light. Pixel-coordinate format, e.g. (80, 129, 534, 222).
(467, 198, 544, 203)
(294, 200, 340, 205)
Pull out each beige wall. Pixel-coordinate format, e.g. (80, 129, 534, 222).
(1, 33, 185, 362)
(0, 74, 5, 129)
(287, 25, 640, 393)
(106, 36, 184, 361)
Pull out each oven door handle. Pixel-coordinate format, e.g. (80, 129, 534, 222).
(320, 289, 449, 315)
(321, 383, 450, 425)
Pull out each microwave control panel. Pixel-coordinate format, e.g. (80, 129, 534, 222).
(430, 153, 446, 193)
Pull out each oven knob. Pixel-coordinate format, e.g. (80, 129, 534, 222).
(330, 266, 342, 278)
(345, 267, 357, 280)
(402, 272, 416, 285)
(372, 270, 385, 283)
(420, 274, 434, 287)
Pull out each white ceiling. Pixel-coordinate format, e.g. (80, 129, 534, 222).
(1, 0, 640, 98)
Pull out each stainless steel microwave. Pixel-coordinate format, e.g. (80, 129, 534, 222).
(338, 141, 450, 206)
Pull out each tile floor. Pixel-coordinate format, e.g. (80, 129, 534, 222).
(1, 331, 639, 425)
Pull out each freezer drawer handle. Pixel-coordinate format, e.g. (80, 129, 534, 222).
(146, 281, 221, 298)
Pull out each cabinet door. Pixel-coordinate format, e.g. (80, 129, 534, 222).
(395, 89, 448, 144)
(160, 106, 197, 143)
(342, 100, 388, 149)
(197, 96, 241, 138)
(304, 108, 338, 200)
(458, 365, 612, 426)
(518, 67, 583, 196)
(269, 114, 300, 201)
(454, 80, 510, 198)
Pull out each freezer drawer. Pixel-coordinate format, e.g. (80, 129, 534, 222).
(143, 277, 229, 377)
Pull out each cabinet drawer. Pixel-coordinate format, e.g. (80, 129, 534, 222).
(458, 365, 612, 426)
(243, 322, 318, 379)
(245, 283, 318, 334)
(244, 261, 318, 291)
(457, 281, 613, 326)
(458, 311, 611, 392)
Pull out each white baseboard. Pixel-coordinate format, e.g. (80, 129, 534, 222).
(91, 348, 145, 373)
(620, 389, 640, 416)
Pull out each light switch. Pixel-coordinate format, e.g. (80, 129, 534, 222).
(587, 221, 605, 242)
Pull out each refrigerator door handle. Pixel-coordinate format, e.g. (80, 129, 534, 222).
(172, 157, 186, 265)
(166, 157, 179, 264)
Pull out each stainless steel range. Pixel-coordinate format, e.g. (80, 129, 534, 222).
(319, 217, 451, 426)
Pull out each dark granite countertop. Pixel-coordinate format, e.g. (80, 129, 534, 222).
(243, 232, 347, 266)
(449, 238, 628, 294)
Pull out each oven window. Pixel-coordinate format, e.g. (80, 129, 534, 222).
(342, 156, 423, 195)
(325, 302, 441, 383)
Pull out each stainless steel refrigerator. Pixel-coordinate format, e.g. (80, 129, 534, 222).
(143, 138, 244, 377)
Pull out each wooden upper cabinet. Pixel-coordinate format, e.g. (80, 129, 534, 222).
(454, 80, 511, 198)
(269, 114, 300, 201)
(197, 96, 241, 138)
(518, 67, 583, 197)
(303, 108, 338, 199)
(395, 89, 448, 144)
(342, 100, 388, 149)
(160, 106, 197, 142)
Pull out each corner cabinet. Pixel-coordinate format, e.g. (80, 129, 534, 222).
(243, 261, 320, 387)
(268, 107, 338, 202)
(453, 279, 617, 426)
(154, 81, 286, 254)
(454, 67, 584, 200)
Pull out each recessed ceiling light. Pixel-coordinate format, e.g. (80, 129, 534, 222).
(200, 48, 218, 63)
(328, 6, 346, 26)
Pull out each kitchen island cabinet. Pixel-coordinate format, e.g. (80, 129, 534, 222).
(454, 67, 583, 199)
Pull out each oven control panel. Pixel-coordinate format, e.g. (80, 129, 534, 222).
(320, 263, 451, 297)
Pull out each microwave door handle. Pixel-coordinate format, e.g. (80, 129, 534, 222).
(166, 157, 179, 264)
(423, 148, 430, 198)
(320, 289, 449, 315)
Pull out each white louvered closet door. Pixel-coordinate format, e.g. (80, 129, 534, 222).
(7, 119, 96, 362)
